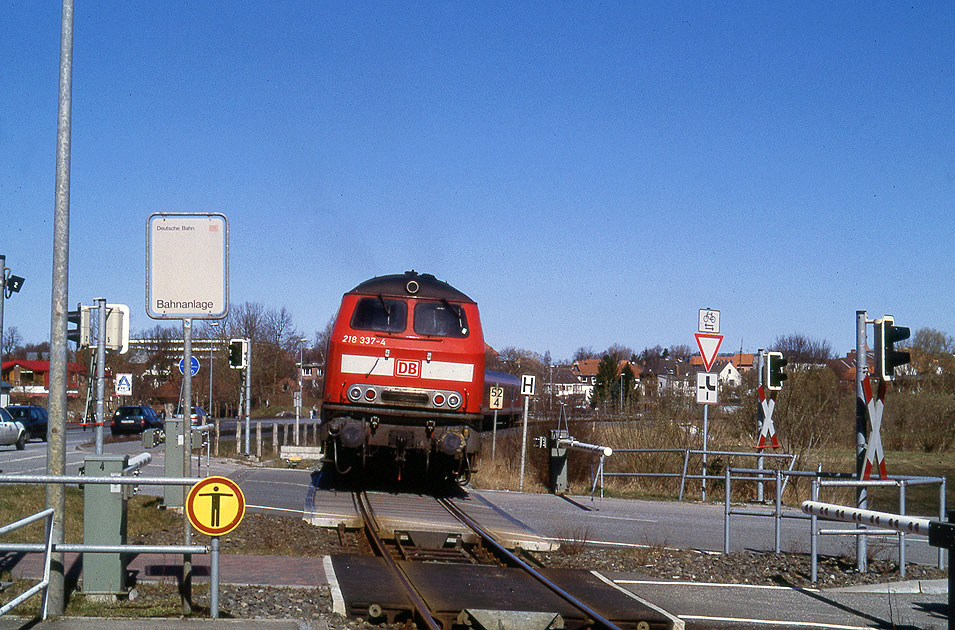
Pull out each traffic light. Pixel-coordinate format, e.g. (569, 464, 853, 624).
(765, 351, 787, 390)
(874, 315, 910, 381)
(228, 338, 247, 369)
(66, 304, 91, 347)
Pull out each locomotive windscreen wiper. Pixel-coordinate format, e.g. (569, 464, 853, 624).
(378, 294, 391, 321)
(441, 299, 464, 331)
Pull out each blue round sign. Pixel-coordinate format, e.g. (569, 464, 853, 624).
(178, 356, 201, 376)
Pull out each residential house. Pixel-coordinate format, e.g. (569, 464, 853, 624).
(1, 359, 87, 400)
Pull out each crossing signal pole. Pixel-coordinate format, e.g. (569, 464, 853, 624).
(228, 338, 251, 454)
(854, 311, 913, 572)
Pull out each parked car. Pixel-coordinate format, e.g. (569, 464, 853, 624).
(0, 407, 27, 450)
(5, 405, 48, 441)
(111, 405, 163, 435)
(175, 406, 209, 425)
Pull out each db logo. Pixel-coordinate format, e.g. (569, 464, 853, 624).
(395, 359, 421, 377)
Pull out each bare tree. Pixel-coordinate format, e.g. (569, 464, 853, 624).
(910, 327, 954, 355)
(2, 326, 22, 360)
(603, 343, 634, 362)
(771, 334, 833, 364)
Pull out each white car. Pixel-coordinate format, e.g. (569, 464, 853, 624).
(0, 407, 28, 450)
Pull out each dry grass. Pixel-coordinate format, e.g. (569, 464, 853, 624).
(469, 416, 952, 515)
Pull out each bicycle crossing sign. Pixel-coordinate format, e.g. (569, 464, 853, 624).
(698, 308, 720, 334)
(186, 476, 246, 536)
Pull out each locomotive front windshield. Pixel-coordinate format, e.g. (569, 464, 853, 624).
(414, 301, 468, 337)
(350, 297, 407, 332)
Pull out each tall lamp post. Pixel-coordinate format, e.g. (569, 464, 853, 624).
(0, 255, 26, 366)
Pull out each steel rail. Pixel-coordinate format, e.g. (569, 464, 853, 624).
(353, 492, 441, 630)
(437, 497, 625, 630)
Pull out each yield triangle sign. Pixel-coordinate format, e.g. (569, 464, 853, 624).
(695, 333, 724, 372)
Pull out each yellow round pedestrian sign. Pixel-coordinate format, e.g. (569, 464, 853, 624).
(186, 476, 246, 536)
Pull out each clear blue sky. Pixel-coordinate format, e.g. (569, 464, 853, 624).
(2, 2, 953, 361)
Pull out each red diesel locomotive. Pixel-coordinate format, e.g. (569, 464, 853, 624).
(321, 271, 503, 482)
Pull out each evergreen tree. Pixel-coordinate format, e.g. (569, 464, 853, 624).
(590, 355, 618, 409)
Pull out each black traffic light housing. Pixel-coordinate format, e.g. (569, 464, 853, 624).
(765, 351, 788, 391)
(228, 338, 247, 369)
(66, 304, 90, 347)
(874, 315, 910, 381)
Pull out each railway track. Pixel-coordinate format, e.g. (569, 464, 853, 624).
(331, 490, 676, 630)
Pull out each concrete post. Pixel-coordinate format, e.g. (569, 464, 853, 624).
(256, 421, 262, 459)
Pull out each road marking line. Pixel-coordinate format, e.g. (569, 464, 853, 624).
(592, 571, 685, 629)
(546, 538, 684, 552)
(615, 579, 819, 592)
(679, 615, 868, 629)
(589, 514, 655, 523)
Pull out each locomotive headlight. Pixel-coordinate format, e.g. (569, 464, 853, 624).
(364, 388, 377, 401)
(347, 386, 363, 402)
(446, 393, 461, 409)
(432, 393, 446, 407)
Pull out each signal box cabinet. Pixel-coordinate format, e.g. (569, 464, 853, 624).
(82, 454, 129, 595)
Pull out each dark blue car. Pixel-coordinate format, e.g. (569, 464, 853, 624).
(5, 405, 48, 441)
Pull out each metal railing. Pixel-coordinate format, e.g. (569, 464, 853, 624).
(605, 448, 796, 500)
(809, 475, 946, 579)
(0, 508, 54, 619)
(0, 469, 223, 617)
(721, 466, 946, 580)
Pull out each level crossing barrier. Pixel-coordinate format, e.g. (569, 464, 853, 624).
(554, 436, 613, 497)
(801, 500, 954, 619)
(807, 475, 946, 579)
(721, 467, 946, 580)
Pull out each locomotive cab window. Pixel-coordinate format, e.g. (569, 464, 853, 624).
(414, 301, 468, 337)
(350, 297, 407, 332)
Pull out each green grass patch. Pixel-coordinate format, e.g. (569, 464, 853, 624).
(1, 579, 200, 618)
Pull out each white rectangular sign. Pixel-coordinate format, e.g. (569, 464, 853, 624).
(698, 308, 720, 334)
(489, 386, 504, 410)
(521, 374, 536, 396)
(147, 213, 228, 319)
(696, 372, 718, 404)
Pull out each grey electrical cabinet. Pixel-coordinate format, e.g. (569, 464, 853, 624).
(82, 454, 129, 596)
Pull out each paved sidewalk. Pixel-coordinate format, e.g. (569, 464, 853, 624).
(4, 551, 327, 588)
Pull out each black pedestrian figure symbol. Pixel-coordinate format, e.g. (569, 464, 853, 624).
(199, 484, 233, 527)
